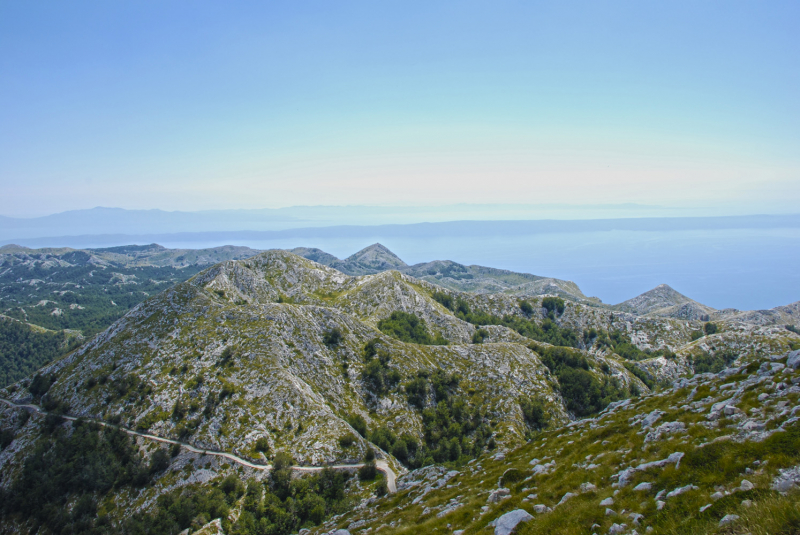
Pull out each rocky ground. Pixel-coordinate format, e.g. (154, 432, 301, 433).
(312, 350, 800, 535)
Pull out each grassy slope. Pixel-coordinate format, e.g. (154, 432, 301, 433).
(314, 352, 800, 535)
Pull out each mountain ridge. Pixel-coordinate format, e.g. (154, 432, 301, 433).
(1, 248, 799, 534)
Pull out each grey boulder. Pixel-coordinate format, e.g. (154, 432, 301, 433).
(489, 509, 533, 535)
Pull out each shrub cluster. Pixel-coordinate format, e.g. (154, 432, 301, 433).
(359, 339, 401, 397)
(377, 311, 448, 345)
(434, 294, 580, 348)
(374, 370, 493, 468)
(0, 419, 162, 533)
(538, 346, 628, 417)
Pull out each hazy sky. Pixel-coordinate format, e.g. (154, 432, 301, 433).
(1, 1, 798, 217)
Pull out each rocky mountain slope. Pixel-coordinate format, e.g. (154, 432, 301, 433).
(291, 244, 599, 303)
(312, 349, 800, 535)
(613, 284, 717, 321)
(0, 248, 798, 534)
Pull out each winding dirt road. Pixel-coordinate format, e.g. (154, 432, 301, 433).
(0, 398, 397, 493)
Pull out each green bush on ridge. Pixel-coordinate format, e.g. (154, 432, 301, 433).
(377, 311, 448, 345)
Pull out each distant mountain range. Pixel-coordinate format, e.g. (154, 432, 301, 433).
(3, 208, 800, 246)
(0, 204, 689, 241)
(4, 241, 798, 321)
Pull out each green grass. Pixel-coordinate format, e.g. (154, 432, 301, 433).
(310, 359, 800, 535)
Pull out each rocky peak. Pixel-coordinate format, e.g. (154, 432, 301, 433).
(341, 243, 408, 273)
(615, 284, 715, 317)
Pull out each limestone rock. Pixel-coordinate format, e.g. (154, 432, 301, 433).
(488, 509, 533, 535)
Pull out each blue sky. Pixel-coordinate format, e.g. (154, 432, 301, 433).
(1, 1, 798, 217)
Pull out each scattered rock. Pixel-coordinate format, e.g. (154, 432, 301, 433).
(580, 482, 597, 493)
(533, 504, 552, 514)
(633, 482, 653, 492)
(772, 465, 800, 492)
(719, 514, 739, 527)
(608, 523, 628, 534)
(531, 460, 556, 476)
(557, 492, 576, 506)
(488, 509, 533, 535)
(645, 421, 686, 443)
(738, 479, 755, 492)
(600, 497, 615, 506)
(741, 420, 766, 432)
(488, 488, 511, 503)
(699, 504, 712, 512)
(666, 484, 698, 498)
(616, 452, 684, 487)
(787, 350, 800, 369)
(642, 410, 664, 428)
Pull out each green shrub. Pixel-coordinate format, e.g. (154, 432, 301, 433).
(539, 346, 627, 417)
(542, 296, 565, 315)
(375, 478, 389, 496)
(377, 311, 447, 345)
(338, 434, 356, 448)
(690, 330, 704, 341)
(623, 362, 656, 390)
(360, 340, 401, 397)
(0, 428, 14, 450)
(519, 396, 549, 430)
(29, 373, 55, 397)
(472, 328, 489, 344)
(399, 369, 490, 468)
(346, 414, 368, 437)
(254, 437, 270, 453)
(404, 371, 430, 409)
(432, 291, 454, 310)
(1, 420, 152, 533)
(704, 322, 719, 335)
(358, 461, 377, 481)
(0, 318, 67, 388)
(520, 301, 534, 315)
(368, 427, 397, 453)
(690, 349, 738, 374)
(149, 448, 171, 474)
(322, 328, 342, 347)
(501, 467, 524, 486)
(217, 346, 236, 367)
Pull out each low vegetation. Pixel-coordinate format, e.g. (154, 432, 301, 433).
(432, 292, 580, 348)
(0, 318, 71, 387)
(377, 311, 448, 345)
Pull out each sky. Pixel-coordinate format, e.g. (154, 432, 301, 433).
(1, 1, 799, 217)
